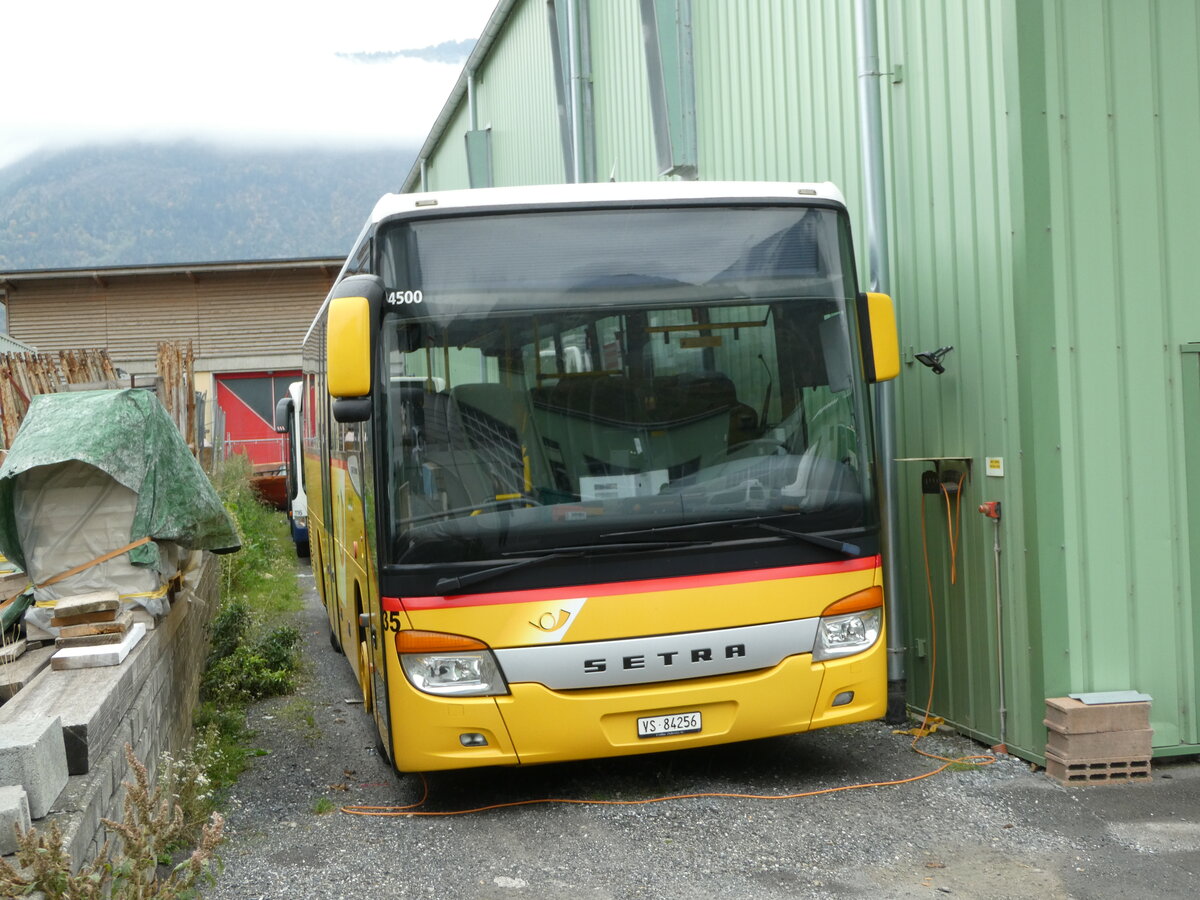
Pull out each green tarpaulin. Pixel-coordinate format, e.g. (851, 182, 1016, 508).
(0, 389, 239, 572)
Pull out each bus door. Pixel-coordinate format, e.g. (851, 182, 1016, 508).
(332, 420, 364, 670)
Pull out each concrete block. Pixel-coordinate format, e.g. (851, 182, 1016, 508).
(1045, 727, 1153, 761)
(0, 716, 69, 817)
(0, 784, 31, 855)
(1044, 697, 1151, 734)
(0, 644, 56, 701)
(1044, 751, 1151, 786)
(0, 610, 168, 773)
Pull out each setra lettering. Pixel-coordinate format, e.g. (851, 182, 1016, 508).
(583, 643, 749, 675)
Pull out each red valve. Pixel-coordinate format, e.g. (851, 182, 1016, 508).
(978, 501, 1001, 520)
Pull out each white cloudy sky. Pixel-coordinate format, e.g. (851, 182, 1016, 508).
(0, 0, 499, 169)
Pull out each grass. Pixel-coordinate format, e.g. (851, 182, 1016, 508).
(279, 696, 323, 743)
(198, 456, 305, 790)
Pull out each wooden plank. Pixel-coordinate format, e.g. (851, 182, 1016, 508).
(54, 631, 126, 650)
(58, 611, 130, 637)
(50, 623, 145, 669)
(50, 608, 119, 628)
(52, 590, 120, 618)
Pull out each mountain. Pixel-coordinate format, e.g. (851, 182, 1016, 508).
(0, 143, 418, 271)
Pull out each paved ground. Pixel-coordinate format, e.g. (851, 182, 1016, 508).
(202, 565, 1200, 899)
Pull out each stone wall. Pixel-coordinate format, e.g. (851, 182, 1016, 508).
(0, 552, 219, 870)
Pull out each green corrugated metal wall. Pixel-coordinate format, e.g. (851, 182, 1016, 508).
(882, 0, 1025, 754)
(693, 0, 864, 193)
(408, 0, 1200, 761)
(1034, 0, 1200, 750)
(421, 0, 563, 188)
(590, 2, 658, 182)
(473, 0, 564, 186)
(424, 101, 473, 191)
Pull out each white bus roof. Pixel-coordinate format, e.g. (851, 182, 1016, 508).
(368, 181, 846, 226)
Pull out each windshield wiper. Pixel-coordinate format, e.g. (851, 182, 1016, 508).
(435, 552, 578, 595)
(740, 522, 861, 556)
(433, 539, 706, 594)
(603, 516, 863, 557)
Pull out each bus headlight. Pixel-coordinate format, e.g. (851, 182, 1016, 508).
(396, 630, 509, 696)
(812, 587, 883, 661)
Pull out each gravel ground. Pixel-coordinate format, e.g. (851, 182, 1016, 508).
(202, 565, 1200, 899)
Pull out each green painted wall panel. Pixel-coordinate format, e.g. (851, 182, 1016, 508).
(1039, 0, 1200, 748)
(692, 0, 865, 195)
(424, 100, 472, 192)
(589, 0, 659, 182)
(474, 0, 564, 187)
(883, 0, 1024, 750)
(421, 0, 564, 191)
(1184, 346, 1200, 743)
(1002, 0, 1070, 763)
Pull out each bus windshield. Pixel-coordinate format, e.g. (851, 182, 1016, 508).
(377, 205, 877, 568)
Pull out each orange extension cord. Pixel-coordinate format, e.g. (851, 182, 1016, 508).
(342, 482, 993, 818)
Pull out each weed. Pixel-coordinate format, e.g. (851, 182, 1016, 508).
(0, 745, 223, 899)
(279, 697, 322, 742)
(311, 797, 337, 815)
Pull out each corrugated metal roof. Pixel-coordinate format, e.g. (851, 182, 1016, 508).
(0, 257, 344, 286)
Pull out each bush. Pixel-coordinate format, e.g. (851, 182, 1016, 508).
(202, 456, 303, 707)
(197, 455, 305, 779)
(201, 625, 301, 706)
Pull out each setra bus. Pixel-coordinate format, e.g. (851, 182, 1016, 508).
(301, 181, 899, 773)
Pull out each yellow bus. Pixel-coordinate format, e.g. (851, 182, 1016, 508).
(301, 182, 899, 773)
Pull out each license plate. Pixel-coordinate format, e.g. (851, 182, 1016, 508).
(637, 711, 702, 738)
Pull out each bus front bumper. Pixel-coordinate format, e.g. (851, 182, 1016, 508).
(387, 639, 886, 773)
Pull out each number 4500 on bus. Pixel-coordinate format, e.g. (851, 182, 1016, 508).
(301, 181, 900, 773)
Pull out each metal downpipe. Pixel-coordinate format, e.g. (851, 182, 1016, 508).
(855, 0, 905, 704)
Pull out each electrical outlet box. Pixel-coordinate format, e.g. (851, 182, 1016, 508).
(921, 470, 940, 494)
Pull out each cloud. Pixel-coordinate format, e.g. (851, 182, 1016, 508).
(0, 0, 497, 168)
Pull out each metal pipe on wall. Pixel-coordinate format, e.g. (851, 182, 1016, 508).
(468, 73, 479, 132)
(565, 0, 591, 183)
(855, 0, 905, 692)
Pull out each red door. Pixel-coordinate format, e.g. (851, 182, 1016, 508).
(215, 372, 300, 467)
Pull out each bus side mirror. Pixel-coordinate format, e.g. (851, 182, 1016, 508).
(333, 398, 371, 422)
(858, 292, 900, 383)
(273, 396, 293, 434)
(327, 295, 372, 399)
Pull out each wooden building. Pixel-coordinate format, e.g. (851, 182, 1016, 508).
(0, 258, 340, 462)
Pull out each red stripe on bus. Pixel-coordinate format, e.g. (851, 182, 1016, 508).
(383, 555, 880, 612)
